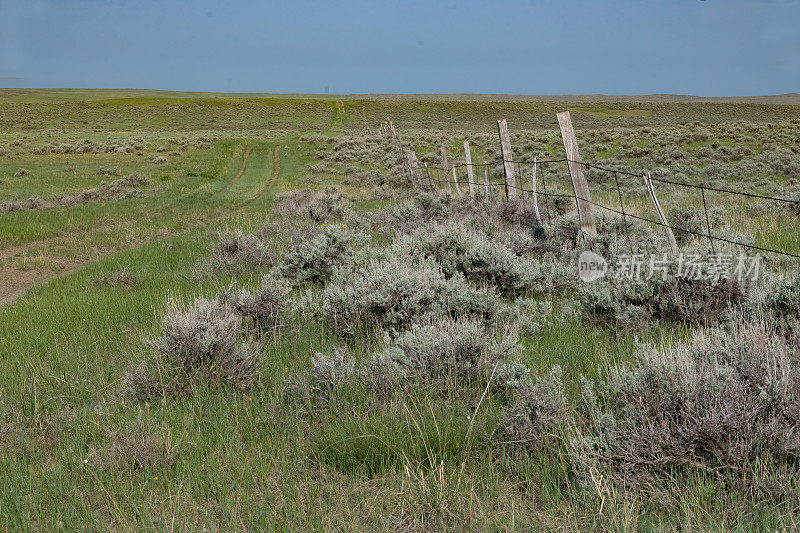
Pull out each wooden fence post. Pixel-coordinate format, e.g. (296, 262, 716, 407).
(440, 147, 451, 194)
(531, 158, 543, 224)
(497, 119, 517, 201)
(464, 141, 475, 198)
(424, 162, 433, 190)
(451, 165, 462, 196)
(386, 117, 396, 138)
(556, 111, 595, 234)
(644, 172, 678, 253)
(408, 151, 423, 189)
(484, 164, 489, 200)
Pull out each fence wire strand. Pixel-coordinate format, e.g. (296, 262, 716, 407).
(408, 156, 800, 260)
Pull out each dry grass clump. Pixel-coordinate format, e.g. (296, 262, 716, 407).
(569, 319, 800, 495)
(124, 297, 261, 401)
(92, 266, 138, 289)
(88, 425, 177, 472)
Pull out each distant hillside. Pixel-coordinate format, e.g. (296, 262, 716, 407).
(1, 88, 799, 105)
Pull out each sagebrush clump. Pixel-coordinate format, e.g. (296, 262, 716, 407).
(321, 251, 499, 333)
(365, 318, 519, 386)
(273, 225, 368, 284)
(569, 319, 800, 494)
(397, 222, 538, 296)
(222, 276, 291, 331)
(124, 297, 261, 400)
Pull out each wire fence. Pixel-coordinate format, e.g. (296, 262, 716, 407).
(407, 156, 800, 261)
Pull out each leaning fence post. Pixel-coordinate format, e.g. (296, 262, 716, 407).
(644, 172, 678, 253)
(440, 147, 451, 194)
(464, 141, 475, 198)
(451, 165, 463, 196)
(484, 164, 489, 200)
(496, 119, 517, 201)
(556, 111, 595, 234)
(531, 158, 542, 224)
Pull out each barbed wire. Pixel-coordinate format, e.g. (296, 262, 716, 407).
(421, 157, 799, 206)
(408, 160, 800, 260)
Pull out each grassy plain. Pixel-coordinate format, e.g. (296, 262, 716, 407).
(1, 89, 800, 530)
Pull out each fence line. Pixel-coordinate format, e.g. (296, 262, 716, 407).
(383, 111, 800, 261)
(421, 158, 798, 207)
(403, 157, 800, 261)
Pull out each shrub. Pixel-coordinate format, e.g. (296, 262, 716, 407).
(570, 320, 800, 492)
(365, 318, 519, 386)
(495, 364, 567, 449)
(273, 189, 313, 217)
(311, 346, 356, 391)
(397, 222, 538, 296)
(667, 205, 725, 246)
(273, 225, 368, 284)
(754, 275, 800, 334)
(124, 297, 261, 400)
(306, 188, 354, 222)
(579, 272, 744, 329)
(321, 251, 499, 333)
(224, 276, 291, 331)
(205, 227, 277, 275)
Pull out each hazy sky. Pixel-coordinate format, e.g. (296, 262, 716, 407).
(1, 0, 798, 96)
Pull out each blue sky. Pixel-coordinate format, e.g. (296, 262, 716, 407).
(0, 0, 798, 96)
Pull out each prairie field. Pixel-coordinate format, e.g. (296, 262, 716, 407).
(2, 89, 800, 530)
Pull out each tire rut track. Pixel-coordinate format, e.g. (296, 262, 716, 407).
(247, 145, 281, 203)
(218, 146, 252, 193)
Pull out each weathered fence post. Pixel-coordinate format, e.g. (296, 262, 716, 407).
(440, 147, 451, 194)
(424, 162, 433, 190)
(464, 141, 475, 198)
(531, 158, 542, 224)
(556, 111, 595, 234)
(408, 151, 423, 189)
(386, 117, 397, 138)
(484, 164, 489, 200)
(497, 119, 516, 200)
(644, 172, 678, 253)
(451, 166, 463, 196)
